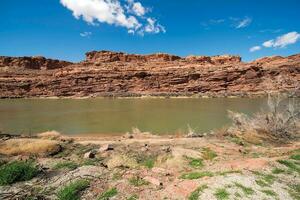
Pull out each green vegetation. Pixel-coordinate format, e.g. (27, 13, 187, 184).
(188, 185, 208, 200)
(128, 176, 149, 187)
(127, 194, 139, 200)
(214, 188, 230, 200)
(53, 161, 78, 170)
(253, 171, 275, 187)
(57, 179, 90, 200)
(186, 156, 204, 168)
(288, 184, 300, 200)
(98, 188, 118, 200)
(290, 154, 300, 161)
(218, 170, 241, 176)
(142, 157, 155, 169)
(181, 171, 213, 180)
(271, 167, 285, 174)
(234, 182, 254, 196)
(261, 189, 277, 197)
(0, 160, 38, 185)
(255, 179, 268, 187)
(202, 148, 217, 160)
(278, 160, 300, 173)
(135, 154, 157, 169)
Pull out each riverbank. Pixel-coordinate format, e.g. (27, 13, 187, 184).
(0, 131, 299, 200)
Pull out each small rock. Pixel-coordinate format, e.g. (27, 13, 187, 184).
(151, 167, 168, 174)
(99, 144, 114, 152)
(186, 132, 204, 138)
(161, 146, 171, 153)
(143, 176, 162, 186)
(84, 151, 95, 159)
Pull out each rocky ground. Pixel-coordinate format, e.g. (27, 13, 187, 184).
(0, 131, 299, 200)
(0, 51, 299, 98)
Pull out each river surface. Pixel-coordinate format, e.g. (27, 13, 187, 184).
(0, 98, 268, 136)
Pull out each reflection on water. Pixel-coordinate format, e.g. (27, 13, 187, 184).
(0, 98, 267, 135)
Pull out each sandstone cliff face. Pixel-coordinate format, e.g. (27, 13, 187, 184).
(0, 51, 299, 98)
(0, 56, 72, 70)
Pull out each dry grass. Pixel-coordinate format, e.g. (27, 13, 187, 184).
(37, 130, 62, 140)
(0, 138, 61, 156)
(227, 93, 300, 143)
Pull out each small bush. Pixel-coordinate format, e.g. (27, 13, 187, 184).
(234, 182, 254, 196)
(261, 189, 277, 197)
(128, 176, 149, 187)
(214, 188, 230, 200)
(272, 168, 285, 174)
(181, 171, 213, 180)
(188, 185, 208, 200)
(98, 188, 118, 200)
(202, 148, 217, 160)
(0, 160, 38, 185)
(142, 158, 155, 169)
(57, 179, 90, 200)
(278, 160, 300, 173)
(185, 156, 204, 168)
(53, 161, 78, 170)
(290, 154, 300, 161)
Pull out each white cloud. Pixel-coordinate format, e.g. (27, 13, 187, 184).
(262, 40, 274, 48)
(80, 31, 92, 37)
(202, 17, 252, 30)
(235, 17, 252, 29)
(60, 0, 164, 35)
(249, 46, 261, 52)
(142, 18, 166, 34)
(126, 0, 146, 16)
(262, 31, 300, 48)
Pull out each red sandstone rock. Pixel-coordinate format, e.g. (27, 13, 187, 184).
(0, 51, 299, 98)
(0, 56, 72, 70)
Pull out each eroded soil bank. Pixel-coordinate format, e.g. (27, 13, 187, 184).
(0, 131, 299, 200)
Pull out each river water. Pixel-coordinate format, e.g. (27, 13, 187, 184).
(0, 98, 268, 135)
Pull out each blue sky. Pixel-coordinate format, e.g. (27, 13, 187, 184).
(0, 0, 299, 62)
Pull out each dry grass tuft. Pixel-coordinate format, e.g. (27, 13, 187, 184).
(0, 138, 61, 156)
(227, 93, 300, 143)
(37, 130, 62, 140)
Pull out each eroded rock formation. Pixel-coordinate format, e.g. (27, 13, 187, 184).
(0, 51, 299, 98)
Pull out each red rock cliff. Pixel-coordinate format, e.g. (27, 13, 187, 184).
(0, 51, 299, 98)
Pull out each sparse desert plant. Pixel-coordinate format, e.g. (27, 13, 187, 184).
(128, 176, 149, 187)
(227, 93, 300, 142)
(0, 160, 39, 185)
(57, 179, 90, 200)
(98, 188, 118, 200)
(180, 171, 213, 180)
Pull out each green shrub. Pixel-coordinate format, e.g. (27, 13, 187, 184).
(98, 188, 118, 200)
(128, 176, 149, 187)
(234, 182, 254, 196)
(186, 157, 204, 168)
(214, 188, 230, 200)
(278, 160, 300, 173)
(0, 160, 38, 185)
(57, 179, 90, 200)
(202, 148, 217, 160)
(181, 171, 213, 180)
(188, 185, 208, 200)
(290, 154, 300, 161)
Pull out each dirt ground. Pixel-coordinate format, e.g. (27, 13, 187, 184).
(0, 132, 299, 200)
